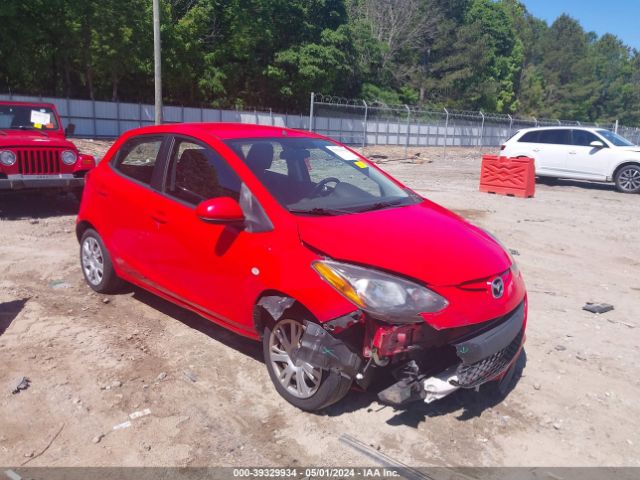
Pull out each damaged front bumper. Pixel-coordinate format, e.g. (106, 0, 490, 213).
(291, 299, 526, 407)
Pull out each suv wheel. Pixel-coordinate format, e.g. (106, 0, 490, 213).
(614, 164, 640, 193)
(80, 229, 123, 293)
(263, 316, 352, 411)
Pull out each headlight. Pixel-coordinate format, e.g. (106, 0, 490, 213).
(61, 150, 78, 165)
(481, 228, 519, 276)
(0, 150, 16, 166)
(312, 260, 448, 323)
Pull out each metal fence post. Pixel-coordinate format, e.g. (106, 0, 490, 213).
(533, 117, 538, 127)
(615, 119, 619, 134)
(362, 99, 368, 150)
(557, 119, 561, 126)
(404, 104, 410, 159)
(92, 98, 97, 137)
(308, 92, 315, 132)
(479, 110, 485, 147)
(507, 114, 513, 138)
(269, 108, 273, 126)
(443, 108, 449, 159)
(116, 100, 121, 135)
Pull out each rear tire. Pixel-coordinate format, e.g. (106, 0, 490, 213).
(263, 315, 352, 411)
(80, 229, 123, 293)
(614, 164, 640, 193)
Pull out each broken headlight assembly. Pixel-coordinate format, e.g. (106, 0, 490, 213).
(312, 260, 448, 323)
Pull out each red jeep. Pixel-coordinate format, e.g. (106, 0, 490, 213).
(0, 100, 95, 198)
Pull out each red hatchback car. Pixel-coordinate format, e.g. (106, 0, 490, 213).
(77, 123, 527, 411)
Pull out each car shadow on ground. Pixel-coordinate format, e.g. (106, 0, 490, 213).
(0, 298, 29, 336)
(325, 350, 527, 425)
(0, 192, 79, 220)
(129, 286, 263, 362)
(536, 177, 617, 192)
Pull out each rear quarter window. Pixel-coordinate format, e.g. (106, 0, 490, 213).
(518, 131, 539, 143)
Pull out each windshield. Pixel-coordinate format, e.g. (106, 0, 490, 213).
(0, 104, 60, 131)
(597, 129, 635, 147)
(225, 137, 420, 215)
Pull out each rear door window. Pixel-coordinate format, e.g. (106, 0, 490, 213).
(114, 136, 163, 185)
(538, 129, 571, 145)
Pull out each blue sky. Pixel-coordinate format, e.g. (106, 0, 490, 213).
(521, 0, 640, 49)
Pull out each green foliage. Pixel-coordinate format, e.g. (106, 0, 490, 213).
(0, 0, 637, 124)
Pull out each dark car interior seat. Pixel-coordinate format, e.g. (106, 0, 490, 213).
(172, 148, 223, 204)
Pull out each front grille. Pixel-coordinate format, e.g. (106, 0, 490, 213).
(17, 149, 62, 174)
(454, 328, 524, 388)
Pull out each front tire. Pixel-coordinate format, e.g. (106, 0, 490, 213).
(614, 165, 640, 193)
(80, 229, 123, 293)
(263, 316, 352, 411)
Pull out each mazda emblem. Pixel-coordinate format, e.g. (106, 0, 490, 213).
(490, 277, 504, 299)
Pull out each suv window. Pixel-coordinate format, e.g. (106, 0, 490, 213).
(166, 139, 242, 206)
(538, 129, 571, 145)
(114, 136, 163, 185)
(519, 131, 539, 143)
(571, 130, 600, 147)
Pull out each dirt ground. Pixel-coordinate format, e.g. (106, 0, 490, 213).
(1, 141, 639, 468)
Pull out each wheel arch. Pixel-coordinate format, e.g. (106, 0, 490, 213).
(252, 290, 318, 339)
(612, 161, 640, 180)
(76, 220, 97, 243)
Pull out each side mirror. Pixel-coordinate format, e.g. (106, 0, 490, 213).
(196, 197, 244, 224)
(590, 140, 604, 148)
(65, 123, 76, 136)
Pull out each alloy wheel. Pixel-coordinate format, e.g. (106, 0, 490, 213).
(82, 237, 104, 286)
(618, 167, 640, 192)
(268, 319, 322, 399)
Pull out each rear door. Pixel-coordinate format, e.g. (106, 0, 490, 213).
(536, 129, 572, 175)
(102, 134, 168, 283)
(566, 129, 612, 179)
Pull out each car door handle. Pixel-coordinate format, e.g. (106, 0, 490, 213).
(150, 211, 168, 224)
(568, 151, 577, 154)
(532, 148, 540, 152)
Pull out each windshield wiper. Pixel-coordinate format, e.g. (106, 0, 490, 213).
(289, 207, 353, 216)
(354, 199, 405, 213)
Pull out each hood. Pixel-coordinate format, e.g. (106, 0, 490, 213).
(0, 131, 74, 149)
(296, 200, 511, 287)
(613, 146, 640, 153)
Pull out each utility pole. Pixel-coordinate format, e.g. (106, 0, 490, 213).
(153, 0, 162, 125)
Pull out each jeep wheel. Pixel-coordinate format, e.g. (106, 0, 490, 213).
(80, 229, 123, 293)
(263, 316, 352, 411)
(614, 165, 640, 193)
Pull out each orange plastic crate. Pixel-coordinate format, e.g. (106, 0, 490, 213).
(479, 155, 535, 198)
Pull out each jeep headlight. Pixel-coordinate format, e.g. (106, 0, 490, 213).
(61, 150, 78, 165)
(312, 260, 448, 323)
(0, 150, 16, 166)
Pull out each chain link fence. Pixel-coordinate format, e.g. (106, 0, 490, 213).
(0, 92, 310, 138)
(309, 93, 640, 155)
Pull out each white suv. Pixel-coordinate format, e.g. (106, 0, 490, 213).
(501, 127, 640, 193)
